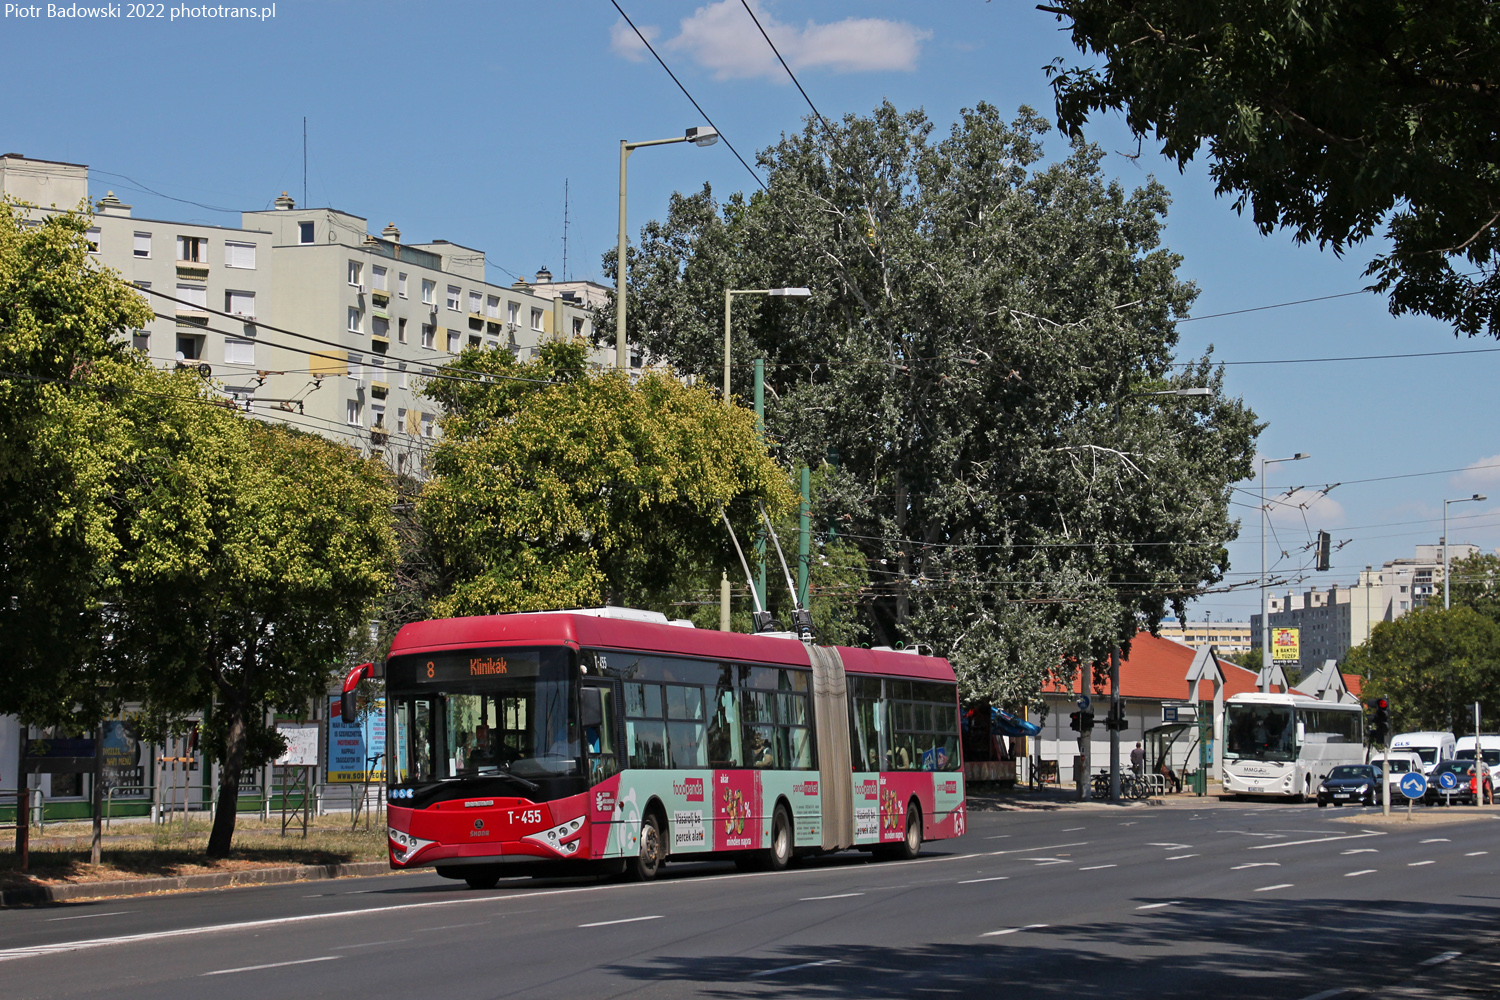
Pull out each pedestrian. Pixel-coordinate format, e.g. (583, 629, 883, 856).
(1130, 741, 1144, 777)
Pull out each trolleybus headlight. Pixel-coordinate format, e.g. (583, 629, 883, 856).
(522, 816, 586, 857)
(388, 827, 435, 864)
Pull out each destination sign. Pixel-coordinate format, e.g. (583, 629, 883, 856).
(387, 647, 548, 688)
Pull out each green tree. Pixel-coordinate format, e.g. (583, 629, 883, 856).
(1344, 606, 1500, 732)
(612, 102, 1258, 706)
(108, 392, 397, 858)
(1445, 551, 1500, 624)
(0, 200, 152, 733)
(419, 341, 794, 617)
(1044, 1, 1500, 338)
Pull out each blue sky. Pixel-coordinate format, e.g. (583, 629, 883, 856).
(4, 0, 1496, 623)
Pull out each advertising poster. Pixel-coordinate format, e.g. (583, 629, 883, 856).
(327, 696, 385, 783)
(275, 723, 320, 767)
(101, 720, 144, 793)
(1271, 627, 1301, 662)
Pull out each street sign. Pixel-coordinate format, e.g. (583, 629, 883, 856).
(1398, 772, 1428, 800)
(1077, 695, 1091, 711)
(1438, 770, 1460, 791)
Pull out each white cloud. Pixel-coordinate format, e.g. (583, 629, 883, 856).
(1453, 453, 1500, 487)
(610, 19, 659, 63)
(619, 1, 929, 81)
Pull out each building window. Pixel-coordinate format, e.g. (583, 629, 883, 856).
(176, 284, 208, 309)
(396, 407, 407, 433)
(447, 330, 461, 352)
(573, 317, 585, 337)
(371, 264, 388, 291)
(298, 221, 315, 244)
(530, 307, 543, 332)
(349, 352, 363, 381)
(224, 338, 255, 365)
(348, 307, 362, 333)
(177, 235, 206, 263)
(468, 290, 482, 314)
(421, 412, 435, 438)
(132, 330, 150, 352)
(348, 260, 363, 287)
(133, 232, 151, 258)
(420, 324, 436, 349)
(468, 334, 481, 348)
(176, 334, 204, 360)
(486, 294, 500, 318)
(398, 272, 408, 298)
(372, 316, 390, 341)
(398, 363, 408, 389)
(422, 279, 435, 305)
(84, 227, 101, 253)
(371, 403, 386, 430)
(225, 290, 256, 319)
(347, 399, 363, 425)
(446, 285, 461, 311)
(224, 241, 256, 269)
(507, 301, 519, 324)
(397, 318, 407, 344)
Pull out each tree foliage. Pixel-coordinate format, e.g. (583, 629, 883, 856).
(419, 341, 794, 617)
(1445, 551, 1500, 624)
(1045, 1, 1500, 338)
(612, 102, 1259, 706)
(1344, 606, 1500, 732)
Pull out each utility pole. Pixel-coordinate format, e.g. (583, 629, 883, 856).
(797, 465, 811, 607)
(1078, 661, 1092, 802)
(1109, 648, 1122, 802)
(754, 359, 767, 611)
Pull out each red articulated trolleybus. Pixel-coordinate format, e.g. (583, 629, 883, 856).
(362, 608, 966, 888)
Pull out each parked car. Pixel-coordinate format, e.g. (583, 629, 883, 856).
(1317, 764, 1385, 807)
(1423, 759, 1495, 806)
(1369, 752, 1425, 800)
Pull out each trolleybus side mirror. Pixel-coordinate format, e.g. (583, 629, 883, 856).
(580, 687, 604, 730)
(341, 662, 375, 722)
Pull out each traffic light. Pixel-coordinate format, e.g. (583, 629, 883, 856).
(1069, 710, 1081, 732)
(1369, 698, 1390, 746)
(1104, 700, 1129, 732)
(1316, 530, 1331, 571)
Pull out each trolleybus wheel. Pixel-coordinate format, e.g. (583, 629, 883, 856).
(464, 871, 501, 890)
(627, 812, 664, 882)
(766, 806, 793, 872)
(879, 802, 923, 861)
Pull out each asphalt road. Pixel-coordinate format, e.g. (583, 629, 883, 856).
(2, 801, 1497, 999)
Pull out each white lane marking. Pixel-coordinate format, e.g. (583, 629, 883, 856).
(1408, 861, 1434, 867)
(800, 893, 864, 901)
(1467, 851, 1489, 857)
(1079, 865, 1116, 871)
(1062, 827, 1086, 832)
(1232, 863, 1280, 870)
(578, 915, 663, 928)
(1249, 831, 1384, 850)
(202, 956, 339, 977)
(1148, 843, 1191, 849)
(1341, 849, 1378, 855)
(1166, 854, 1199, 861)
(413, 922, 486, 933)
(958, 877, 1010, 884)
(1345, 870, 1377, 877)
(1135, 902, 1179, 910)
(984, 835, 1012, 840)
(1254, 884, 1294, 892)
(46, 911, 133, 922)
(1420, 838, 1451, 843)
(329, 939, 411, 950)
(987, 842, 1090, 856)
(1420, 951, 1461, 966)
(1296, 989, 1350, 1000)
(981, 923, 1049, 937)
(750, 958, 840, 978)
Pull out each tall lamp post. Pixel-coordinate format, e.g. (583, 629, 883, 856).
(1260, 453, 1310, 680)
(1106, 386, 1212, 801)
(1445, 493, 1487, 608)
(616, 126, 719, 370)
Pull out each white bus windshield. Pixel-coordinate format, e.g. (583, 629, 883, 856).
(1225, 704, 1296, 761)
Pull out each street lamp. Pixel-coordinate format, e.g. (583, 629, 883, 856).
(1445, 493, 1487, 609)
(1260, 453, 1311, 680)
(616, 126, 720, 370)
(723, 287, 811, 400)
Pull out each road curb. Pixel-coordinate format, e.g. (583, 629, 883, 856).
(1, 860, 393, 906)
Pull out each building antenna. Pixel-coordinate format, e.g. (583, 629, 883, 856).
(302, 117, 308, 208)
(562, 178, 569, 282)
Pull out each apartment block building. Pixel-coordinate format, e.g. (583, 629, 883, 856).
(1157, 619, 1253, 653)
(1, 152, 609, 475)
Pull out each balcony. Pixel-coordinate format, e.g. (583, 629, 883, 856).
(176, 262, 209, 280)
(370, 380, 389, 399)
(371, 428, 389, 446)
(371, 289, 390, 306)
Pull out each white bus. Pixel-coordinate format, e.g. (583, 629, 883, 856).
(1221, 693, 1365, 800)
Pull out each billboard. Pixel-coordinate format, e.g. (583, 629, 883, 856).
(327, 696, 385, 783)
(275, 722, 320, 767)
(1271, 627, 1301, 662)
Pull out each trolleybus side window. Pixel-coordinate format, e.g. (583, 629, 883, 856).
(583, 682, 619, 783)
(624, 682, 667, 769)
(665, 684, 707, 768)
(887, 680, 960, 772)
(707, 666, 742, 768)
(739, 666, 814, 770)
(848, 676, 885, 773)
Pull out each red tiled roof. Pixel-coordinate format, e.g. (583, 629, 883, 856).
(1042, 631, 1263, 702)
(1343, 673, 1363, 697)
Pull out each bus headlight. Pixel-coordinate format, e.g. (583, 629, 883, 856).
(389, 827, 435, 865)
(522, 816, 586, 857)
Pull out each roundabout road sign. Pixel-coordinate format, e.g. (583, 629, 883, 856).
(1438, 770, 1460, 791)
(1398, 772, 1428, 800)
(1077, 695, 1091, 711)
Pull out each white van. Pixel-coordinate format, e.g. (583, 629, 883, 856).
(1456, 735, 1500, 767)
(1369, 751, 1425, 800)
(1389, 731, 1455, 774)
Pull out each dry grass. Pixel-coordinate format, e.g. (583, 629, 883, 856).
(0, 814, 389, 890)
